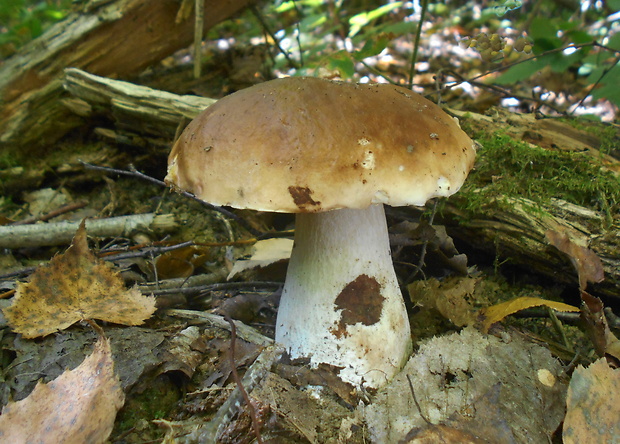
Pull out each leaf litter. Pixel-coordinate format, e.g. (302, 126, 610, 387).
(0, 334, 124, 444)
(3, 220, 156, 338)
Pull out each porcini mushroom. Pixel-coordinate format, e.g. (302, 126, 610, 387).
(165, 77, 476, 388)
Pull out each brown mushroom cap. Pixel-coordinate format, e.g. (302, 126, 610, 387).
(166, 77, 476, 212)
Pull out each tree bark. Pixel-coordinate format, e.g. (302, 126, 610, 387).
(0, 0, 253, 157)
(63, 68, 215, 140)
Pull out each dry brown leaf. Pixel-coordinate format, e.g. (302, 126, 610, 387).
(0, 335, 124, 444)
(563, 359, 620, 443)
(3, 220, 156, 338)
(478, 296, 579, 333)
(581, 291, 620, 361)
(155, 245, 210, 279)
(408, 276, 479, 327)
(401, 423, 488, 444)
(545, 229, 604, 290)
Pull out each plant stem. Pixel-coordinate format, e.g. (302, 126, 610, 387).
(408, 0, 429, 89)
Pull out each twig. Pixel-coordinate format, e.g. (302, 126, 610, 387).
(223, 313, 264, 444)
(427, 41, 620, 99)
(10, 201, 88, 226)
(145, 281, 281, 297)
(80, 160, 264, 237)
(250, 4, 298, 69)
(186, 344, 284, 442)
(406, 199, 438, 283)
(406, 374, 432, 425)
(165, 309, 273, 346)
(571, 55, 620, 114)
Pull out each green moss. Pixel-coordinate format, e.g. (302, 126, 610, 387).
(459, 132, 620, 221)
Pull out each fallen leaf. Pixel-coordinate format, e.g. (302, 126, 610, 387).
(365, 328, 566, 443)
(408, 276, 479, 327)
(3, 220, 156, 338)
(0, 335, 124, 444)
(227, 238, 293, 280)
(563, 359, 620, 443)
(546, 229, 604, 290)
(581, 291, 620, 361)
(479, 296, 579, 333)
(155, 245, 211, 279)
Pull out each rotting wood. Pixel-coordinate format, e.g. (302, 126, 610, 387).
(0, 213, 177, 249)
(441, 195, 620, 299)
(450, 107, 620, 174)
(0, 0, 254, 157)
(63, 68, 215, 139)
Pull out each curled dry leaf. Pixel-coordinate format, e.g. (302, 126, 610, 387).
(3, 220, 156, 338)
(580, 292, 620, 361)
(478, 296, 579, 333)
(563, 359, 620, 443)
(0, 336, 124, 444)
(545, 229, 604, 291)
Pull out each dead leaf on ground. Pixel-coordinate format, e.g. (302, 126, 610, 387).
(227, 238, 293, 280)
(580, 292, 620, 361)
(563, 358, 620, 443)
(3, 220, 156, 338)
(0, 335, 124, 444)
(365, 327, 566, 443)
(478, 296, 579, 333)
(545, 229, 604, 290)
(155, 245, 211, 279)
(408, 276, 479, 327)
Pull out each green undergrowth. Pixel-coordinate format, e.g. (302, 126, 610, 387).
(457, 131, 620, 223)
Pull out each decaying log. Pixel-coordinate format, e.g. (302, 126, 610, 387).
(442, 107, 620, 299)
(0, 0, 253, 157)
(451, 107, 620, 174)
(441, 195, 620, 299)
(63, 68, 214, 140)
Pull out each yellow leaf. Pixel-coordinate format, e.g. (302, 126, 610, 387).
(3, 220, 156, 338)
(479, 296, 579, 333)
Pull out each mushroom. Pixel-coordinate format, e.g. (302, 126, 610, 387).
(165, 77, 476, 388)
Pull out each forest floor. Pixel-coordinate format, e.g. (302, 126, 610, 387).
(1, 2, 620, 443)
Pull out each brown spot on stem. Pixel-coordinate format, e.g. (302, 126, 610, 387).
(288, 186, 321, 210)
(330, 274, 384, 339)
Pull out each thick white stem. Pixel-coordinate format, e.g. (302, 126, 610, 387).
(275, 205, 412, 388)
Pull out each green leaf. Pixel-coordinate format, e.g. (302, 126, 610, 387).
(495, 58, 548, 84)
(549, 49, 587, 73)
(353, 34, 392, 60)
(348, 2, 402, 37)
(322, 51, 356, 78)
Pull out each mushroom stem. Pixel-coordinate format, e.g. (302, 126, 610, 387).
(275, 204, 412, 388)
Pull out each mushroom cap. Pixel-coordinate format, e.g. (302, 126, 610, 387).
(166, 77, 476, 213)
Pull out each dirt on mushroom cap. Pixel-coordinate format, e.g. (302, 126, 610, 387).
(166, 77, 476, 213)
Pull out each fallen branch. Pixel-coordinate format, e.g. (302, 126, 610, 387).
(63, 68, 215, 139)
(0, 0, 254, 156)
(0, 213, 176, 249)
